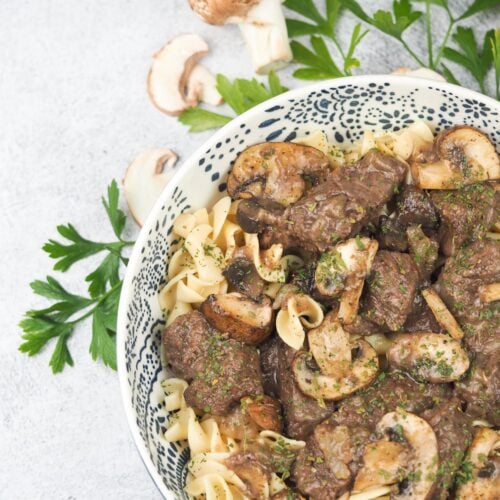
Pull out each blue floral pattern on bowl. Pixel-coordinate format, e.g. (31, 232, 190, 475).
(117, 76, 499, 499)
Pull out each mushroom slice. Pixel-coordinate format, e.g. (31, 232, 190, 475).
(376, 410, 438, 500)
(456, 427, 500, 499)
(200, 292, 273, 345)
(186, 64, 223, 106)
(479, 283, 500, 303)
(147, 33, 209, 115)
(387, 332, 470, 383)
(292, 340, 378, 401)
(227, 142, 330, 205)
(308, 311, 352, 378)
(353, 440, 410, 493)
(411, 125, 500, 189)
(242, 395, 283, 433)
(422, 287, 464, 340)
(315, 238, 378, 324)
(188, 0, 292, 74)
(123, 148, 178, 226)
(224, 453, 271, 499)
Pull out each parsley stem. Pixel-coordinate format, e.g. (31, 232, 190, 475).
(400, 39, 426, 67)
(425, 0, 433, 68)
(434, 14, 455, 67)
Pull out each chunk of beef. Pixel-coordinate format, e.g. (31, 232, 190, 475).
(343, 314, 384, 337)
(437, 240, 500, 354)
(332, 371, 451, 430)
(184, 337, 263, 415)
(396, 184, 438, 228)
(430, 183, 495, 256)
(236, 197, 285, 234)
(377, 215, 408, 252)
(162, 311, 212, 380)
(403, 291, 444, 333)
(421, 398, 473, 499)
(362, 251, 420, 331)
(293, 420, 371, 499)
(456, 350, 500, 426)
(286, 151, 407, 253)
(276, 340, 334, 439)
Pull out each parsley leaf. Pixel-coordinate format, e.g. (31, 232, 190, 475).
(19, 181, 132, 373)
(492, 29, 500, 100)
(178, 71, 288, 132)
(458, 0, 500, 20)
(443, 27, 495, 94)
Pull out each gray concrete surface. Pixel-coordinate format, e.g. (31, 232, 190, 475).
(0, 1, 496, 499)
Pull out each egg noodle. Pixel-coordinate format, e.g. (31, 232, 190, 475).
(159, 122, 437, 499)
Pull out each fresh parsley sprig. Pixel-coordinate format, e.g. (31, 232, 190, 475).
(284, 0, 368, 79)
(179, 72, 288, 132)
(341, 0, 499, 98)
(19, 180, 133, 373)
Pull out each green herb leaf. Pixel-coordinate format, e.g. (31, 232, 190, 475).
(443, 27, 495, 94)
(344, 23, 369, 73)
(90, 309, 117, 370)
(459, 0, 499, 20)
(102, 179, 127, 239)
(179, 108, 232, 132)
(492, 29, 500, 100)
(49, 332, 74, 373)
(85, 252, 120, 298)
(440, 64, 461, 85)
(291, 38, 344, 79)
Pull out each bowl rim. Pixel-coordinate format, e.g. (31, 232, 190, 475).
(116, 74, 499, 498)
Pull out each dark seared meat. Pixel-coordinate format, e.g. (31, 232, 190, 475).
(162, 311, 213, 380)
(236, 197, 285, 234)
(377, 215, 408, 252)
(293, 420, 370, 500)
(332, 371, 451, 430)
(225, 452, 272, 498)
(362, 251, 420, 331)
(437, 240, 500, 354)
(455, 350, 500, 426)
(343, 314, 384, 337)
(284, 151, 407, 253)
(430, 183, 495, 256)
(403, 291, 444, 333)
(259, 336, 280, 398)
(396, 184, 438, 228)
(276, 340, 334, 440)
(421, 398, 473, 499)
(184, 337, 263, 415)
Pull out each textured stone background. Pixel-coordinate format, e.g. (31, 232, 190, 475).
(0, 1, 496, 499)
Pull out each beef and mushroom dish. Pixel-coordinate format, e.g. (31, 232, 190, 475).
(161, 124, 500, 499)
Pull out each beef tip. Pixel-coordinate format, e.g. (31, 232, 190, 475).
(293, 420, 371, 499)
(284, 151, 407, 253)
(377, 215, 408, 252)
(406, 224, 439, 280)
(276, 339, 334, 440)
(184, 335, 263, 415)
(437, 239, 500, 354)
(396, 184, 438, 228)
(362, 251, 420, 331)
(236, 197, 285, 234)
(332, 371, 451, 430)
(259, 336, 280, 398)
(421, 398, 473, 499)
(456, 350, 500, 426)
(162, 311, 212, 380)
(403, 291, 444, 333)
(343, 314, 384, 336)
(430, 183, 495, 256)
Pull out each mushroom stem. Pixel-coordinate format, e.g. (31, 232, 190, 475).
(422, 287, 464, 340)
(478, 282, 500, 303)
(233, 0, 293, 74)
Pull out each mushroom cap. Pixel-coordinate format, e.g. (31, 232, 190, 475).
(188, 0, 259, 24)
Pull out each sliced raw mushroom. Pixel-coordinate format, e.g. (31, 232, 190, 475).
(307, 311, 352, 378)
(227, 142, 331, 205)
(386, 332, 470, 383)
(422, 287, 464, 340)
(353, 440, 410, 493)
(200, 292, 273, 344)
(147, 33, 210, 115)
(376, 410, 438, 500)
(315, 237, 378, 324)
(186, 64, 222, 106)
(411, 125, 500, 189)
(479, 283, 500, 303)
(188, 0, 292, 74)
(292, 340, 379, 401)
(123, 148, 178, 226)
(456, 427, 500, 499)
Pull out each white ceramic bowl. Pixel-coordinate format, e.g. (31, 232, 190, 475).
(117, 75, 500, 498)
